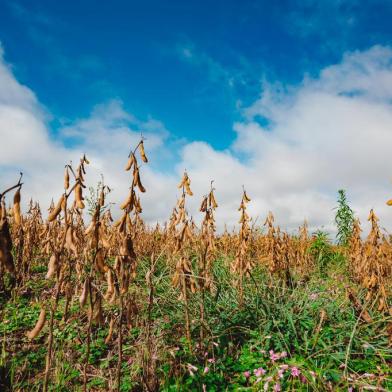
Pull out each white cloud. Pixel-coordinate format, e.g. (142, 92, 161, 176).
(2, 45, 392, 236)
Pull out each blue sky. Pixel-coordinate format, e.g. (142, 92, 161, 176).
(1, 0, 392, 150)
(2, 0, 392, 231)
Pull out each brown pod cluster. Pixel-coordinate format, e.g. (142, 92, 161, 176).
(178, 171, 193, 196)
(75, 184, 85, 210)
(172, 256, 197, 299)
(95, 248, 109, 274)
(89, 291, 104, 325)
(48, 195, 65, 222)
(46, 253, 59, 279)
(105, 317, 115, 344)
(64, 167, 70, 190)
(115, 235, 137, 293)
(199, 185, 218, 291)
(125, 152, 136, 171)
(0, 201, 16, 275)
(73, 155, 89, 210)
(13, 188, 22, 226)
(79, 278, 90, 308)
(133, 167, 146, 193)
(26, 308, 46, 340)
(232, 189, 252, 276)
(139, 140, 148, 163)
(104, 269, 116, 302)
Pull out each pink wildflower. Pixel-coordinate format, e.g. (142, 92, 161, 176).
(203, 367, 209, 374)
(243, 371, 251, 378)
(187, 363, 198, 377)
(254, 367, 266, 377)
(269, 350, 280, 362)
(280, 364, 289, 370)
(291, 367, 300, 377)
(273, 383, 281, 391)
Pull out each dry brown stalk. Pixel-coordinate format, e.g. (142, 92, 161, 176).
(231, 188, 252, 306)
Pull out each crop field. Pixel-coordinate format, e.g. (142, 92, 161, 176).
(0, 140, 391, 391)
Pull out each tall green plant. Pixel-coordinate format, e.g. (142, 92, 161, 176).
(334, 189, 354, 246)
(85, 175, 111, 216)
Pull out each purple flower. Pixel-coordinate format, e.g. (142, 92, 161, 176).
(269, 350, 280, 362)
(280, 364, 289, 370)
(187, 363, 198, 377)
(291, 367, 300, 377)
(273, 383, 281, 391)
(254, 367, 266, 377)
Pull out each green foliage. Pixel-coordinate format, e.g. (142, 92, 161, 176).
(308, 230, 343, 275)
(85, 175, 111, 216)
(1, 253, 391, 391)
(334, 189, 355, 246)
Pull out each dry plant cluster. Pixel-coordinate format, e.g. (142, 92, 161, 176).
(0, 139, 391, 391)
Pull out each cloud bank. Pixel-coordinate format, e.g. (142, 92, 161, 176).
(1, 44, 392, 234)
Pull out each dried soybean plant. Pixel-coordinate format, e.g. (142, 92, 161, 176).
(38, 154, 90, 392)
(295, 221, 312, 276)
(360, 210, 391, 313)
(231, 188, 252, 306)
(198, 182, 218, 344)
(262, 212, 278, 273)
(81, 179, 111, 392)
(261, 213, 294, 287)
(347, 209, 391, 317)
(0, 173, 23, 290)
(171, 171, 196, 343)
(113, 139, 148, 391)
(199, 182, 218, 291)
(16, 199, 43, 282)
(348, 218, 363, 281)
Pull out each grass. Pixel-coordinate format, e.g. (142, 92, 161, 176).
(0, 251, 391, 391)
